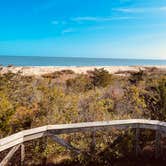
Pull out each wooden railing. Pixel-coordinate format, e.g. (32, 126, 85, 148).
(0, 119, 166, 165)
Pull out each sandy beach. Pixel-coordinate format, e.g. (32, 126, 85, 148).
(0, 66, 166, 76)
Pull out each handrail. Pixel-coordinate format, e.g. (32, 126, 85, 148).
(0, 119, 166, 152)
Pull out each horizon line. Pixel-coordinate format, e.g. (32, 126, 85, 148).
(0, 55, 166, 61)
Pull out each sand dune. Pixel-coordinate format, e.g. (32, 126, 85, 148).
(0, 66, 166, 76)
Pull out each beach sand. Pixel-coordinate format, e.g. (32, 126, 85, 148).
(0, 66, 166, 76)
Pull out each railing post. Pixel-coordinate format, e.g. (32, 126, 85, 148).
(91, 129, 96, 152)
(155, 129, 161, 159)
(48, 133, 81, 154)
(135, 125, 140, 157)
(21, 144, 25, 166)
(0, 144, 20, 166)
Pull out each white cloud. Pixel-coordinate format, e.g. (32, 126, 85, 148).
(114, 6, 166, 13)
(52, 20, 68, 25)
(62, 28, 74, 34)
(159, 6, 166, 11)
(114, 8, 144, 13)
(72, 17, 99, 21)
(71, 16, 137, 22)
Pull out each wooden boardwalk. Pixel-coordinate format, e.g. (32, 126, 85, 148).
(0, 119, 166, 165)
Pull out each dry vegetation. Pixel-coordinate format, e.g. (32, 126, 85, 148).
(0, 68, 166, 165)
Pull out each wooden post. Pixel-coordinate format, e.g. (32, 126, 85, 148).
(155, 129, 161, 159)
(21, 144, 25, 166)
(160, 133, 163, 158)
(135, 126, 140, 157)
(48, 134, 81, 154)
(91, 129, 96, 152)
(0, 144, 20, 166)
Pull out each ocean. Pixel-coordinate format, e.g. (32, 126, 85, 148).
(0, 56, 166, 66)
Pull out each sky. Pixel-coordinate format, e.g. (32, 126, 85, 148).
(0, 0, 166, 59)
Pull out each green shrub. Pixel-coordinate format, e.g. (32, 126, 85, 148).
(129, 70, 146, 84)
(0, 92, 14, 135)
(142, 76, 166, 120)
(66, 75, 93, 92)
(42, 70, 74, 79)
(88, 68, 112, 88)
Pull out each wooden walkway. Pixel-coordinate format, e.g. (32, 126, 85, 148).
(0, 119, 166, 165)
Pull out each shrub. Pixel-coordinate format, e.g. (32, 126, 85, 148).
(0, 92, 14, 135)
(129, 69, 146, 84)
(141, 76, 166, 120)
(42, 70, 74, 79)
(88, 68, 112, 88)
(66, 75, 93, 92)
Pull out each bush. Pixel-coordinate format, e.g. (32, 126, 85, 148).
(141, 76, 166, 120)
(88, 68, 112, 88)
(42, 70, 74, 79)
(129, 70, 146, 84)
(66, 75, 93, 92)
(0, 92, 14, 135)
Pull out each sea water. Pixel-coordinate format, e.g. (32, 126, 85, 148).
(0, 56, 166, 66)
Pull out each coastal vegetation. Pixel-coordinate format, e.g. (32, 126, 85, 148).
(0, 68, 166, 165)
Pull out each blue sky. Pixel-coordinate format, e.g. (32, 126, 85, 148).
(0, 0, 166, 59)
